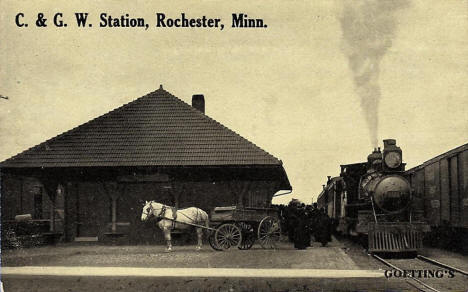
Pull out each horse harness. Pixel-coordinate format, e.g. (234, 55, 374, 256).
(150, 203, 178, 229)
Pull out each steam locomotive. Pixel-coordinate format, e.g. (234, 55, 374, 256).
(317, 139, 430, 252)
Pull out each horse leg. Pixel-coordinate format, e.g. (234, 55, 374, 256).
(196, 227, 203, 250)
(164, 228, 172, 252)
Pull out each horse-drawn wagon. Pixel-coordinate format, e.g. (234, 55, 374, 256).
(208, 206, 281, 251)
(141, 201, 281, 251)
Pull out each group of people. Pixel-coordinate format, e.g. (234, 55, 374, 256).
(278, 200, 333, 250)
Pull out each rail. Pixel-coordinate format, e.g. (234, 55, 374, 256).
(417, 255, 468, 277)
(372, 254, 441, 292)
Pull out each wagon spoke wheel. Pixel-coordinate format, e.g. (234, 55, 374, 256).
(237, 222, 256, 250)
(208, 231, 223, 251)
(258, 216, 281, 249)
(215, 223, 242, 250)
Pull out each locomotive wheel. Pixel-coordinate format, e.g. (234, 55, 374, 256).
(208, 232, 223, 251)
(214, 223, 242, 250)
(237, 222, 256, 250)
(258, 216, 281, 249)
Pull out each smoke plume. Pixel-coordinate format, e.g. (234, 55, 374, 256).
(340, 0, 408, 147)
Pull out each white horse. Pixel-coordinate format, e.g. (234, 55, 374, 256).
(141, 201, 209, 252)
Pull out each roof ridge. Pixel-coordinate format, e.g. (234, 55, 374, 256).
(406, 141, 468, 172)
(0, 87, 283, 167)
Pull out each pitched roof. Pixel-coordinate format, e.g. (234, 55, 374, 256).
(1, 87, 283, 168)
(406, 142, 468, 173)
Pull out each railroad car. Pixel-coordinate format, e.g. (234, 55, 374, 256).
(317, 139, 430, 253)
(406, 143, 468, 254)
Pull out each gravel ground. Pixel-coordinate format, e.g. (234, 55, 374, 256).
(3, 236, 467, 291)
(2, 238, 358, 269)
(2, 275, 411, 292)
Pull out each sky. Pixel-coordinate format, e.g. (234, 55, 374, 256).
(1, 0, 467, 205)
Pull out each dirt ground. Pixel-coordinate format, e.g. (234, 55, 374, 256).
(2, 236, 468, 292)
(3, 276, 412, 292)
(2, 238, 358, 269)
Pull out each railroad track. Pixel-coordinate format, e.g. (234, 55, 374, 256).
(416, 255, 468, 277)
(372, 254, 468, 292)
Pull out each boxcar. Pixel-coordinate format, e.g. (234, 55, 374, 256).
(406, 143, 468, 253)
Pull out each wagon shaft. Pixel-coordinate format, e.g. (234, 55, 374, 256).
(159, 217, 216, 231)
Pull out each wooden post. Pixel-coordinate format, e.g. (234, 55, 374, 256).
(50, 204, 55, 231)
(41, 179, 59, 233)
(102, 181, 122, 234)
(50, 184, 63, 232)
(230, 181, 250, 207)
(111, 197, 117, 233)
(266, 184, 276, 208)
(170, 181, 184, 209)
(64, 182, 70, 241)
(19, 177, 24, 214)
(174, 194, 180, 209)
(48, 187, 57, 232)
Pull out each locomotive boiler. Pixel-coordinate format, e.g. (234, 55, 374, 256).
(317, 139, 430, 253)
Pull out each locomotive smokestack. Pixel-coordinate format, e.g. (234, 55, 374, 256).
(383, 139, 396, 149)
(192, 94, 205, 114)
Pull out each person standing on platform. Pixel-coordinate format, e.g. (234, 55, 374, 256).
(315, 208, 332, 247)
(293, 205, 309, 250)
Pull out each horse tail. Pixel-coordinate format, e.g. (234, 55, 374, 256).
(205, 210, 210, 229)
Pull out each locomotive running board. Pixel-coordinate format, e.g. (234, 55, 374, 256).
(368, 223, 424, 252)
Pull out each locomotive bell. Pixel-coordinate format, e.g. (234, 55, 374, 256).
(367, 148, 382, 169)
(373, 175, 411, 213)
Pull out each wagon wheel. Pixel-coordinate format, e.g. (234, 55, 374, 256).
(208, 231, 223, 251)
(258, 216, 281, 249)
(214, 223, 242, 250)
(237, 222, 256, 250)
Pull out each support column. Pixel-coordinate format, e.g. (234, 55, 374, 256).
(111, 197, 117, 233)
(170, 181, 184, 209)
(41, 178, 59, 233)
(50, 201, 55, 232)
(102, 181, 122, 234)
(64, 182, 71, 241)
(230, 181, 250, 208)
(49, 184, 62, 232)
(19, 177, 24, 214)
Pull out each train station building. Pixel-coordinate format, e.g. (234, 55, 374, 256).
(0, 86, 291, 244)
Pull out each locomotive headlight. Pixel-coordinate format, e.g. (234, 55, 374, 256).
(384, 152, 402, 169)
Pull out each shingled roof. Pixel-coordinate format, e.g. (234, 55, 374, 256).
(1, 87, 284, 168)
